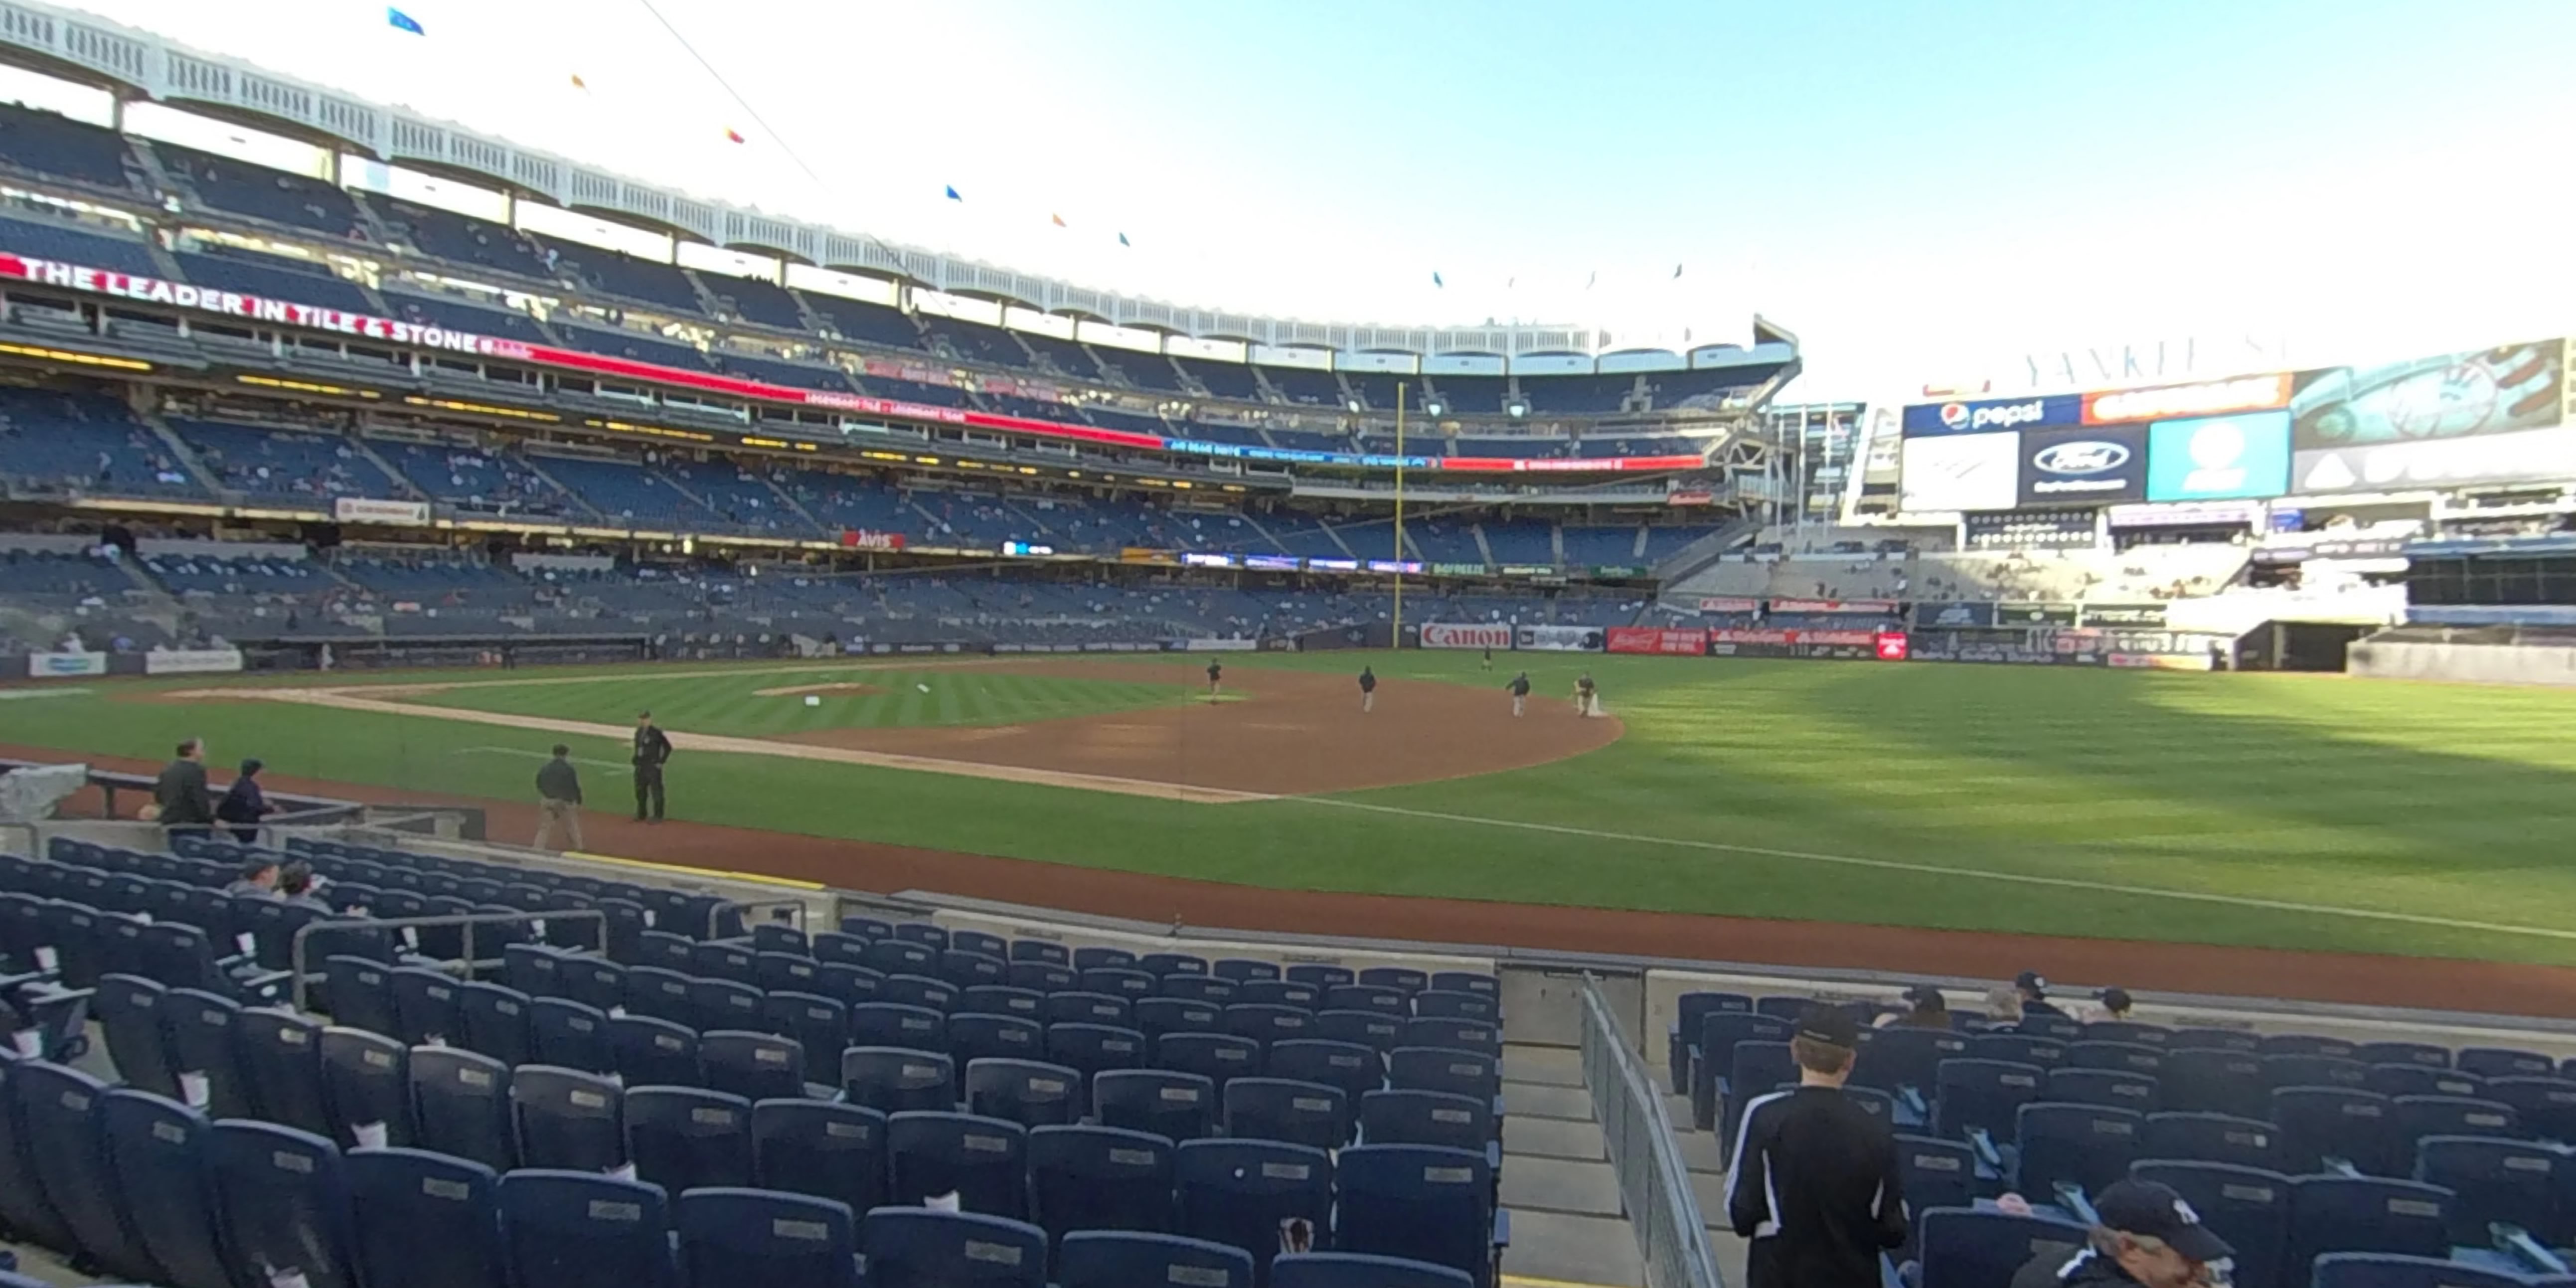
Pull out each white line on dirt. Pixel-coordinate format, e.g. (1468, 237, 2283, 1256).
(1293, 798, 2576, 942)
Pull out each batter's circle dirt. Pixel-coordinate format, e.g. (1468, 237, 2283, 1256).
(775, 660, 1623, 796)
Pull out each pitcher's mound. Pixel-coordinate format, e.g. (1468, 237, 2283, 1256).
(755, 681, 887, 698)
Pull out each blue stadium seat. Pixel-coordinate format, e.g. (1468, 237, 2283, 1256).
(624, 1086, 754, 1193)
(1059, 1231, 1253, 1288)
(1010, 940, 1071, 967)
(2273, 1087, 2402, 1174)
(2062, 1041, 2162, 1077)
(1725, 1042, 1798, 1146)
(2391, 1096, 2520, 1156)
(530, 996, 616, 1074)
(2161, 1048, 2267, 1119)
(2045, 1067, 2161, 1115)
(964, 985, 1046, 1020)
(2311, 1253, 2534, 1288)
(2484, 1077, 2576, 1143)
(1914, 1208, 2086, 1288)
(700, 1029, 808, 1102)
(1241, 980, 1322, 1009)
(1227, 1003, 1316, 1045)
(1433, 971, 1499, 999)
(93, 973, 181, 1098)
(842, 1046, 957, 1114)
(1161, 1031, 1263, 1085)
(1334, 1144, 1498, 1288)
(2414, 1135, 2560, 1246)
(1406, 1017, 1497, 1055)
(689, 978, 765, 1034)
(1164, 975, 1238, 1004)
(852, 1001, 949, 1052)
(433, 976, 520, 1052)
(859, 1208, 1046, 1288)
(1175, 1139, 1333, 1287)
(237, 1006, 333, 1139)
(2015, 1103, 2142, 1201)
(870, 939, 939, 977)
(1361, 1089, 1493, 1153)
(409, 1045, 517, 1171)
(1412, 991, 1497, 1023)
(1391, 1046, 1500, 1105)
(204, 1120, 358, 1288)
(1328, 983, 1407, 1015)
(1046, 1022, 1149, 1091)
(1029, 1124, 1178, 1250)
(1095, 1068, 1216, 1140)
(1046, 991, 1133, 1027)
(1359, 967, 1429, 994)
(1083, 967, 1157, 999)
(757, 951, 824, 995)
(2359, 1042, 2450, 1070)
(562, 957, 630, 1014)
(941, 950, 1008, 989)
(2140, 1112, 2288, 1172)
(497, 1170, 676, 1288)
(2366, 1064, 2486, 1100)
(1283, 965, 1354, 990)
(319, 1025, 414, 1148)
(816, 963, 886, 1008)
(630, 963, 698, 1019)
(2267, 1054, 2372, 1092)
(752, 1099, 886, 1217)
(161, 986, 254, 1118)
(1852, 1026, 1967, 1099)
(950, 930, 1006, 960)
(885, 975, 960, 1014)
(675, 1188, 858, 1288)
(1272, 1252, 1472, 1288)
(1933, 1059, 2046, 1141)
(1137, 997, 1224, 1043)
(513, 1065, 625, 1172)
(952, 1011, 1047, 1068)
(2015, 1015, 2085, 1042)
(966, 1057, 1085, 1128)
(2285, 1177, 2452, 1283)
(346, 1147, 505, 1288)
(1319, 1010, 1406, 1055)
(2457, 1049, 2555, 1081)
(1268, 1038, 1384, 1106)
(1894, 1135, 1979, 1231)
(389, 966, 462, 1045)
(1143, 952, 1209, 977)
(1226, 1077, 1352, 1151)
(887, 1110, 1030, 1217)
(14, 1060, 130, 1276)
(2086, 1022, 2173, 1048)
(2167, 1028, 2260, 1054)
(2262, 1034, 2358, 1059)
(1693, 1012, 1796, 1129)
(98, 1088, 230, 1288)
(609, 1013, 702, 1088)
(1969, 1033, 2065, 1069)
(2130, 1161, 2291, 1288)
(1073, 947, 1139, 971)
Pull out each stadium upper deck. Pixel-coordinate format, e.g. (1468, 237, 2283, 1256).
(0, 2, 1799, 479)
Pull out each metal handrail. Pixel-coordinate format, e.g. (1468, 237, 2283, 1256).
(288, 909, 606, 1011)
(1578, 973, 1726, 1288)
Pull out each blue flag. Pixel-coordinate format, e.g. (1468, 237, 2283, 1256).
(1117, 232, 1130, 247)
(1432, 271, 1444, 288)
(943, 185, 961, 201)
(386, 6, 425, 34)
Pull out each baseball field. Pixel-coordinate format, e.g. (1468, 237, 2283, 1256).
(7, 650, 2576, 994)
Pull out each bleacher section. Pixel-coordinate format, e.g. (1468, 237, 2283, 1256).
(805, 294, 924, 351)
(700, 275, 806, 331)
(378, 200, 553, 280)
(0, 102, 133, 189)
(166, 418, 403, 502)
(0, 212, 160, 277)
(534, 239, 704, 315)
(375, 440, 572, 516)
(174, 248, 374, 315)
(552, 322, 710, 371)
(158, 144, 362, 237)
(0, 835, 1513, 1288)
(383, 290, 552, 345)
(0, 387, 203, 499)
(531, 455, 728, 530)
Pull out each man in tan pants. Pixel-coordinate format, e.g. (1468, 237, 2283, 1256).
(534, 743, 585, 851)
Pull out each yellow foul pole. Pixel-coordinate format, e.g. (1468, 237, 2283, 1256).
(1393, 381, 1406, 645)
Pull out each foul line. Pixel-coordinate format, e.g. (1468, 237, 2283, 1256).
(1294, 798, 2576, 942)
(461, 745, 631, 771)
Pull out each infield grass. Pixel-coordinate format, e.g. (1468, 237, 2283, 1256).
(9, 651, 2576, 964)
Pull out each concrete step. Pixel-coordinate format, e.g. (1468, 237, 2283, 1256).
(1502, 1208, 1647, 1288)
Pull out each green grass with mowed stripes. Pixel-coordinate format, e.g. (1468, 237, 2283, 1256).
(9, 650, 2576, 964)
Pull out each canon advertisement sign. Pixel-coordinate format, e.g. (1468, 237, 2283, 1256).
(2017, 424, 2147, 505)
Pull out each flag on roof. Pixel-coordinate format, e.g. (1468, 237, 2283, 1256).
(1673, 263, 1684, 279)
(1051, 213, 1066, 228)
(1432, 271, 1444, 288)
(1117, 232, 1129, 247)
(944, 185, 962, 201)
(386, 6, 425, 34)
(569, 73, 588, 91)
(724, 128, 745, 144)
(1586, 270, 1597, 289)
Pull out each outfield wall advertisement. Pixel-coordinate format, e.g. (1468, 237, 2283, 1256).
(1515, 625, 1606, 652)
(1606, 627, 1711, 656)
(1420, 622, 1514, 650)
(25, 651, 105, 678)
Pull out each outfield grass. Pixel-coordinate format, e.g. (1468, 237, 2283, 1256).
(10, 651, 2576, 964)
(401, 665, 1205, 734)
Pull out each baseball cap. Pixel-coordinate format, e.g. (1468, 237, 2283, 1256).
(1794, 1003, 1859, 1048)
(2094, 1179, 2235, 1265)
(1901, 984, 1946, 1009)
(2014, 970, 2048, 995)
(2099, 986, 2133, 1012)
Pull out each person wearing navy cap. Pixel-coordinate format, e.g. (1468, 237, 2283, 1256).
(1881, 983, 1950, 1030)
(1725, 1003, 1906, 1288)
(2093, 986, 2135, 1021)
(2015, 969, 2070, 1019)
(2010, 1177, 2236, 1288)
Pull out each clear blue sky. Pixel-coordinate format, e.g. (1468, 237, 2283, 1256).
(68, 0, 2576, 399)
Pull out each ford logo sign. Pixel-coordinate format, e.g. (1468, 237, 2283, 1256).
(2033, 441, 2129, 476)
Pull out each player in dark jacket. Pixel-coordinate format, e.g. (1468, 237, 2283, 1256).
(632, 711, 674, 822)
(1206, 659, 1223, 700)
(1357, 665, 1377, 713)
(153, 738, 215, 831)
(536, 744, 585, 850)
(1508, 671, 1532, 717)
(1726, 1005, 1906, 1288)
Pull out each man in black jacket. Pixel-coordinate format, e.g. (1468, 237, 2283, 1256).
(535, 743, 585, 851)
(2009, 1179, 2235, 1288)
(631, 712, 673, 823)
(152, 737, 215, 835)
(1726, 1004, 1906, 1288)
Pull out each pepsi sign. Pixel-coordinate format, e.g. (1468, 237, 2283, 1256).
(1902, 393, 2083, 436)
(2017, 424, 2148, 505)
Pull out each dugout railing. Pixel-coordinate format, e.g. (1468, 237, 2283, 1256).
(1581, 972, 1728, 1288)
